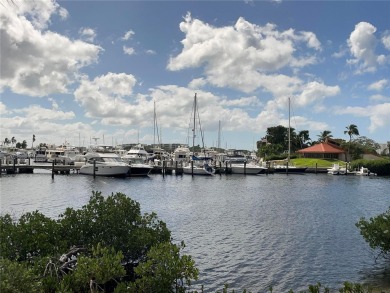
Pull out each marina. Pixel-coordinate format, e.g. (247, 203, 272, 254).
(0, 158, 336, 177)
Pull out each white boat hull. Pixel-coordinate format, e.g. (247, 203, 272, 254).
(230, 164, 266, 174)
(79, 164, 129, 177)
(183, 166, 215, 175)
(327, 164, 346, 175)
(355, 167, 376, 176)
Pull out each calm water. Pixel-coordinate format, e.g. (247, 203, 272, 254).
(1, 170, 389, 292)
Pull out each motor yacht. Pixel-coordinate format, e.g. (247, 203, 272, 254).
(80, 145, 129, 177)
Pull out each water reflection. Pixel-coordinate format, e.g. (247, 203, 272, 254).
(0, 172, 389, 291)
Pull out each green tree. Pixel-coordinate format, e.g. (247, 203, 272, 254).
(298, 130, 311, 147)
(352, 136, 379, 155)
(0, 211, 62, 261)
(356, 207, 390, 260)
(127, 241, 199, 293)
(266, 125, 289, 147)
(317, 130, 332, 143)
(58, 191, 171, 264)
(11, 136, 16, 148)
(3, 137, 10, 146)
(64, 243, 126, 292)
(0, 258, 41, 292)
(0, 191, 196, 292)
(344, 124, 359, 158)
(258, 143, 284, 159)
(344, 124, 359, 142)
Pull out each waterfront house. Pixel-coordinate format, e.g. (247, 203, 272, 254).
(297, 141, 346, 160)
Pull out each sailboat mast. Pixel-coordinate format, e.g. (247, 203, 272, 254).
(153, 101, 156, 146)
(288, 97, 291, 161)
(218, 120, 221, 149)
(192, 93, 197, 151)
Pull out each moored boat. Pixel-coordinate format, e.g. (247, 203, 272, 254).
(183, 93, 216, 176)
(355, 166, 376, 176)
(229, 162, 267, 174)
(124, 157, 153, 176)
(121, 144, 153, 176)
(182, 158, 215, 175)
(327, 163, 346, 175)
(79, 145, 129, 177)
(273, 164, 308, 174)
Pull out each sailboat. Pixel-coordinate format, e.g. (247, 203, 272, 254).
(183, 93, 215, 176)
(274, 97, 307, 174)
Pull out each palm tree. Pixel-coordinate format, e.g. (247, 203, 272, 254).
(344, 124, 359, 159)
(344, 124, 359, 142)
(11, 137, 16, 148)
(298, 130, 311, 147)
(317, 130, 333, 143)
(3, 138, 10, 146)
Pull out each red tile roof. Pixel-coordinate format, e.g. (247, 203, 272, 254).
(297, 142, 345, 154)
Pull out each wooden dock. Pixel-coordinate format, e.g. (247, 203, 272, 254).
(0, 161, 79, 175)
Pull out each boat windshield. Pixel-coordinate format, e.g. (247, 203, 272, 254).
(87, 157, 122, 163)
(102, 157, 122, 163)
(128, 158, 146, 164)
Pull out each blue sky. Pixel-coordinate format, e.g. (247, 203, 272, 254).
(1, 0, 389, 150)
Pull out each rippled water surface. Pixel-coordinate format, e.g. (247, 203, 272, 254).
(1, 171, 389, 292)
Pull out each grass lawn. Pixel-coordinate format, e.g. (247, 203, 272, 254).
(290, 158, 347, 168)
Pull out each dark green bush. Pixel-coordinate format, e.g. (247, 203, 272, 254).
(350, 158, 390, 175)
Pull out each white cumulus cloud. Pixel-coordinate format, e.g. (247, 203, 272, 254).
(347, 22, 388, 74)
(382, 32, 390, 50)
(74, 72, 138, 119)
(123, 46, 135, 55)
(368, 79, 388, 91)
(335, 103, 390, 132)
(168, 13, 321, 93)
(79, 27, 97, 42)
(122, 30, 135, 41)
(0, 0, 102, 97)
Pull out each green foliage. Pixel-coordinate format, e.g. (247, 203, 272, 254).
(126, 241, 199, 293)
(259, 143, 285, 159)
(356, 207, 390, 260)
(344, 124, 359, 141)
(297, 130, 312, 148)
(352, 136, 380, 154)
(266, 125, 289, 146)
(339, 281, 373, 293)
(0, 211, 62, 261)
(0, 191, 187, 292)
(350, 158, 390, 175)
(0, 258, 41, 293)
(341, 141, 365, 160)
(317, 130, 333, 142)
(58, 191, 171, 263)
(257, 126, 313, 158)
(340, 136, 381, 161)
(64, 243, 126, 292)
